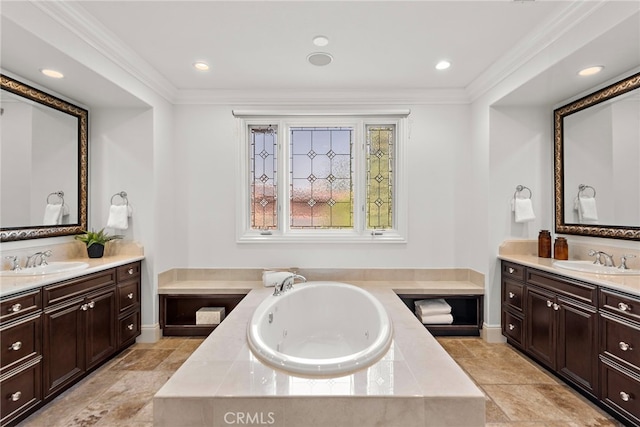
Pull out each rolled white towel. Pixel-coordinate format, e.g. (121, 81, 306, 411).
(262, 271, 295, 287)
(43, 204, 63, 225)
(106, 204, 129, 229)
(417, 313, 454, 325)
(414, 298, 451, 316)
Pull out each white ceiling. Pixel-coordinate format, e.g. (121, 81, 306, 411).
(1, 1, 639, 108)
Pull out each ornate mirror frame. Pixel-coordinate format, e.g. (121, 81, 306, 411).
(554, 72, 640, 241)
(1, 74, 88, 241)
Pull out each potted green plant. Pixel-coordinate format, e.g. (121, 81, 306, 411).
(75, 228, 123, 258)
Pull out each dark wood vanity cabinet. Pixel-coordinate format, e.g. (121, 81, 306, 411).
(502, 260, 639, 426)
(0, 261, 141, 426)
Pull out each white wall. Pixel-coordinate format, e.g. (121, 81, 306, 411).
(173, 103, 470, 269)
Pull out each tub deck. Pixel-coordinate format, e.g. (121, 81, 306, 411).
(154, 284, 485, 426)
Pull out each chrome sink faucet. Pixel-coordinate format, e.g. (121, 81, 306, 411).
(5, 256, 21, 271)
(588, 250, 615, 267)
(619, 254, 637, 270)
(273, 274, 307, 296)
(25, 250, 53, 268)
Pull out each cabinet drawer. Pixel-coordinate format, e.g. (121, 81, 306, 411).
(0, 358, 42, 425)
(600, 289, 640, 324)
(117, 262, 140, 281)
(502, 310, 524, 347)
(503, 279, 524, 312)
(601, 313, 640, 371)
(502, 262, 525, 282)
(0, 314, 41, 374)
(0, 290, 41, 325)
(527, 269, 596, 306)
(600, 360, 640, 424)
(118, 311, 140, 347)
(117, 279, 140, 315)
(44, 270, 115, 307)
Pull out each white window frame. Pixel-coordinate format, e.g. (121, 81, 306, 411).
(235, 111, 409, 243)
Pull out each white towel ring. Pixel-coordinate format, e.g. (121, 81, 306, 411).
(110, 191, 128, 206)
(578, 184, 596, 198)
(514, 185, 532, 200)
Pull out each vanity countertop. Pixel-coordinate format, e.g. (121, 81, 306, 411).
(498, 254, 640, 297)
(0, 255, 145, 298)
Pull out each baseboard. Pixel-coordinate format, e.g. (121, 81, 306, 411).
(481, 323, 506, 343)
(137, 323, 161, 343)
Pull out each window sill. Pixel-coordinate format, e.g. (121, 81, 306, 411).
(237, 231, 407, 244)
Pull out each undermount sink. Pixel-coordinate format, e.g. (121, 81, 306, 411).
(553, 260, 640, 276)
(0, 261, 89, 277)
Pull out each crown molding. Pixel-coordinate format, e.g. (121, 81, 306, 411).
(173, 88, 470, 106)
(465, 0, 607, 102)
(31, 1, 177, 103)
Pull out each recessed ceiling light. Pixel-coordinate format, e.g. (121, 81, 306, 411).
(435, 60, 451, 70)
(578, 65, 604, 76)
(193, 62, 210, 71)
(307, 52, 333, 67)
(40, 69, 64, 79)
(312, 36, 329, 47)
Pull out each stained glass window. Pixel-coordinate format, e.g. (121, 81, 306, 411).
(290, 127, 353, 228)
(366, 125, 394, 229)
(250, 125, 277, 230)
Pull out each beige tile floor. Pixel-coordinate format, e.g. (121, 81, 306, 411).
(18, 337, 623, 427)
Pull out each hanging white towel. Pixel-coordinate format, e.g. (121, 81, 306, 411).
(262, 271, 295, 287)
(578, 196, 598, 222)
(417, 313, 454, 325)
(415, 299, 451, 316)
(43, 204, 63, 225)
(513, 198, 536, 223)
(106, 204, 129, 229)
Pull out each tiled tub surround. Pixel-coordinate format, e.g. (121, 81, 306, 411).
(498, 240, 640, 296)
(155, 268, 485, 427)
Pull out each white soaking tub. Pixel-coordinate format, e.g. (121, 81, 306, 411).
(247, 281, 393, 375)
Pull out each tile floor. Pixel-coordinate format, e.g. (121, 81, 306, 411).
(18, 337, 623, 427)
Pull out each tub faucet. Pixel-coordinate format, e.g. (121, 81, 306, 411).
(273, 274, 306, 296)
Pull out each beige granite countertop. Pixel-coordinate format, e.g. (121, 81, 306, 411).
(498, 240, 640, 297)
(0, 255, 145, 297)
(158, 267, 485, 296)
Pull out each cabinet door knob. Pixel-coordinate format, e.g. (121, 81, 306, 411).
(10, 391, 21, 402)
(127, 323, 134, 331)
(618, 302, 630, 312)
(619, 391, 631, 402)
(9, 341, 22, 351)
(128, 268, 134, 275)
(508, 292, 515, 299)
(80, 304, 88, 311)
(10, 303, 22, 313)
(546, 300, 553, 308)
(88, 301, 95, 309)
(127, 293, 134, 300)
(553, 303, 560, 311)
(508, 323, 515, 331)
(619, 341, 632, 351)
(508, 267, 515, 274)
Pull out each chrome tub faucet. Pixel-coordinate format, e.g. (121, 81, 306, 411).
(273, 274, 307, 296)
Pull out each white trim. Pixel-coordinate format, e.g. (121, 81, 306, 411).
(137, 323, 162, 343)
(233, 109, 411, 118)
(236, 113, 408, 244)
(481, 324, 506, 344)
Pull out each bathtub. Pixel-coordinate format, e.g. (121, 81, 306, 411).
(247, 281, 393, 376)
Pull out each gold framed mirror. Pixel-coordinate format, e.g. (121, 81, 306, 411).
(1, 74, 88, 241)
(554, 71, 640, 241)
